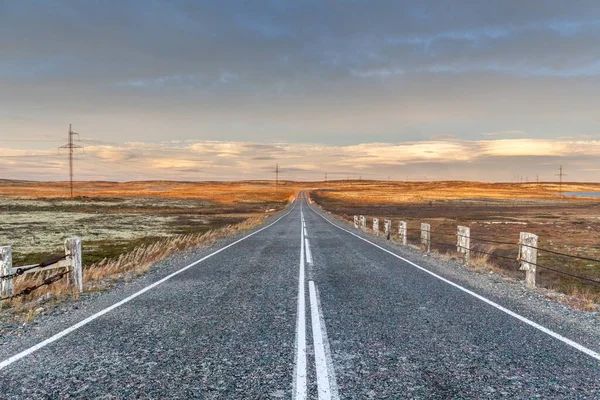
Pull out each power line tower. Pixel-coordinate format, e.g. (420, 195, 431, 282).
(275, 163, 279, 189)
(58, 124, 83, 198)
(324, 172, 327, 182)
(555, 165, 566, 197)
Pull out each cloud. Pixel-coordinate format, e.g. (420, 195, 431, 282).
(4, 138, 600, 182)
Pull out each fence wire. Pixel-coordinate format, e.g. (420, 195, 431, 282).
(371, 220, 600, 286)
(0, 270, 69, 301)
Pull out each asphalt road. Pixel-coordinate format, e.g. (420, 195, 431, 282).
(0, 193, 598, 399)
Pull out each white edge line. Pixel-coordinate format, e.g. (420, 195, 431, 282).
(0, 201, 298, 371)
(308, 203, 600, 362)
(294, 205, 307, 399)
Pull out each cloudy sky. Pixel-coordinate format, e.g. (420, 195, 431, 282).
(1, 1, 599, 181)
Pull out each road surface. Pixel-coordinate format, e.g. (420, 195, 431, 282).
(0, 193, 598, 399)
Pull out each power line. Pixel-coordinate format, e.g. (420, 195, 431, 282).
(58, 124, 84, 198)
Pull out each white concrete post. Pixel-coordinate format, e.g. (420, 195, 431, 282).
(399, 221, 407, 245)
(421, 223, 431, 253)
(353, 215, 359, 229)
(359, 215, 366, 232)
(384, 219, 392, 240)
(65, 238, 83, 293)
(519, 232, 538, 289)
(373, 218, 379, 236)
(457, 226, 470, 265)
(0, 246, 13, 298)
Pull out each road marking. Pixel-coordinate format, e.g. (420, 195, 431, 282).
(0, 201, 299, 372)
(294, 207, 307, 399)
(305, 239, 313, 265)
(309, 202, 600, 362)
(309, 281, 339, 400)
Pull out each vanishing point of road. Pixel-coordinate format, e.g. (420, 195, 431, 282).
(0, 193, 598, 399)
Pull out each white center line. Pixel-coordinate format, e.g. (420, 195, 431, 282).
(305, 238, 313, 265)
(294, 207, 308, 399)
(309, 281, 338, 400)
(303, 206, 339, 399)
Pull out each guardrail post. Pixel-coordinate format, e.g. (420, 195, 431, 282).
(353, 215, 359, 229)
(1, 246, 13, 298)
(519, 232, 538, 289)
(399, 221, 407, 245)
(359, 215, 366, 232)
(373, 218, 379, 236)
(421, 223, 431, 253)
(384, 219, 392, 240)
(457, 226, 470, 265)
(65, 238, 83, 293)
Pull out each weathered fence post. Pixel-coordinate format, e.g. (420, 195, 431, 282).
(519, 232, 538, 289)
(421, 223, 431, 253)
(65, 238, 83, 293)
(399, 221, 407, 245)
(384, 219, 392, 240)
(0, 246, 13, 298)
(360, 215, 366, 231)
(457, 226, 470, 265)
(353, 215, 359, 229)
(373, 218, 379, 236)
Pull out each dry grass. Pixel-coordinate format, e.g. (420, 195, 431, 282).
(3, 216, 264, 316)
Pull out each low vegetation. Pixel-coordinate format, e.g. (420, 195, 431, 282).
(0, 180, 297, 317)
(311, 180, 600, 310)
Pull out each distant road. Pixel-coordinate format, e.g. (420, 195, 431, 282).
(0, 192, 598, 398)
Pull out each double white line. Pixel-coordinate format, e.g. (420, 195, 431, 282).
(294, 205, 338, 399)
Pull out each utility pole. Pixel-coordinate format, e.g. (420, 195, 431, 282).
(58, 124, 83, 198)
(555, 165, 566, 197)
(275, 163, 279, 189)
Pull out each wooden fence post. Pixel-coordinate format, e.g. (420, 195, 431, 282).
(519, 232, 538, 289)
(360, 215, 366, 232)
(353, 215, 359, 229)
(373, 218, 379, 236)
(65, 238, 83, 293)
(399, 221, 407, 245)
(421, 223, 431, 253)
(384, 219, 392, 240)
(0, 246, 13, 298)
(457, 226, 470, 265)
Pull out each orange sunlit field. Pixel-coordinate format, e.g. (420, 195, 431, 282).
(312, 180, 600, 309)
(313, 180, 600, 203)
(0, 179, 298, 204)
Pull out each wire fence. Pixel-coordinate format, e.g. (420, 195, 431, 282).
(0, 270, 69, 301)
(364, 218, 600, 286)
(0, 254, 70, 301)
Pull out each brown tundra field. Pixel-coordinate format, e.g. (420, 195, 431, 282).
(310, 180, 600, 309)
(2, 179, 600, 315)
(0, 180, 297, 313)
